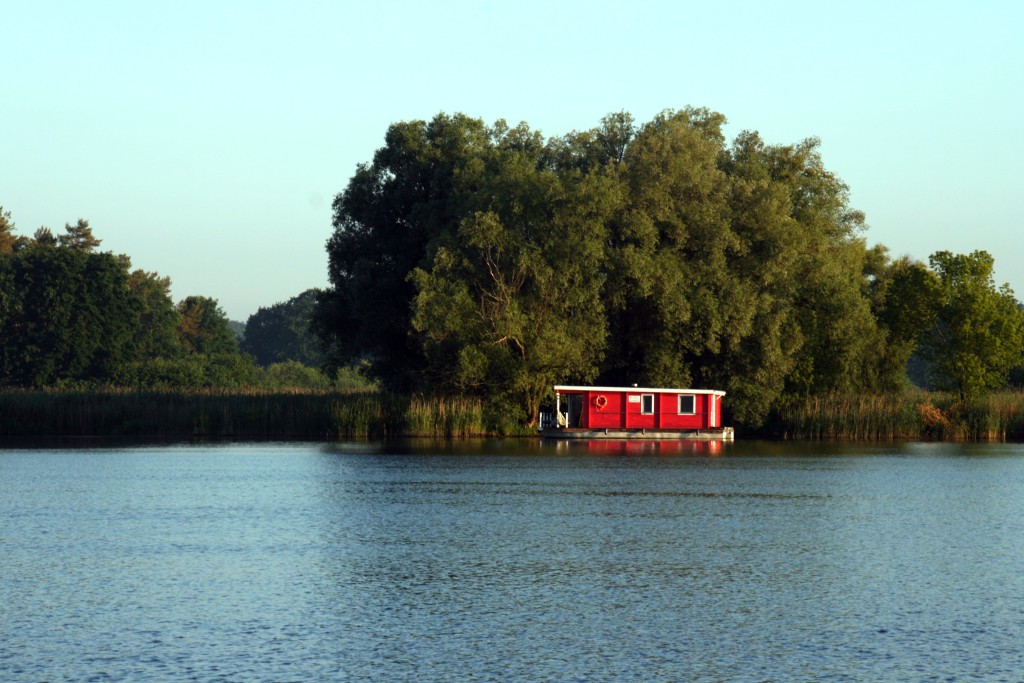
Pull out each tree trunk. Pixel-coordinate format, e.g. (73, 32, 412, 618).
(523, 386, 543, 429)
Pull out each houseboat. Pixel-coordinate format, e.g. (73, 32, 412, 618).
(539, 385, 734, 440)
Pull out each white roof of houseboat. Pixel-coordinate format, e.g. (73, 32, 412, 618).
(554, 385, 725, 396)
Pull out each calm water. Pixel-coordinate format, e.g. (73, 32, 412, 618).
(2, 439, 1024, 682)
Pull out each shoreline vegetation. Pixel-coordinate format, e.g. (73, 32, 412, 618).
(768, 389, 1024, 442)
(2, 388, 1023, 442)
(5, 111, 1024, 434)
(0, 389, 508, 440)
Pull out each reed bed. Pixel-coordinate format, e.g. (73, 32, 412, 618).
(959, 391, 1024, 441)
(768, 389, 1024, 441)
(0, 388, 514, 439)
(404, 395, 488, 439)
(6, 387, 1024, 441)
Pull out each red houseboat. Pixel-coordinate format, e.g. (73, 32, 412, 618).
(539, 385, 733, 440)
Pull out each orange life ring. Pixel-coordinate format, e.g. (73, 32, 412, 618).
(594, 395, 608, 410)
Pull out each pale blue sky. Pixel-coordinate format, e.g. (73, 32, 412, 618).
(4, 0, 1022, 320)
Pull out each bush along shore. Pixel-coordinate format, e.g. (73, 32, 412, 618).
(2, 388, 1024, 441)
(0, 389, 531, 440)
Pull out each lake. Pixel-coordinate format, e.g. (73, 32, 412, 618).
(2, 439, 1023, 682)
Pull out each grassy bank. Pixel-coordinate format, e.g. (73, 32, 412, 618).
(765, 389, 1024, 441)
(0, 389, 530, 439)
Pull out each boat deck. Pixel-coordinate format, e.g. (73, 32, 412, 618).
(540, 427, 734, 441)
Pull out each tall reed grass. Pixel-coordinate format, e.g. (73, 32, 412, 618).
(0, 388, 528, 439)
(767, 389, 1024, 441)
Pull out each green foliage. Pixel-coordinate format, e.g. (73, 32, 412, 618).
(176, 295, 239, 355)
(0, 206, 15, 254)
(314, 113, 493, 390)
(593, 112, 886, 425)
(242, 289, 325, 367)
(321, 108, 963, 427)
(32, 227, 58, 247)
(0, 211, 266, 391)
(0, 208, 378, 394)
(869, 254, 939, 388)
(261, 360, 332, 389)
(0, 242, 140, 386)
(923, 251, 1024, 400)
(757, 138, 878, 404)
(410, 124, 617, 424)
(602, 108, 731, 389)
(115, 353, 261, 389)
(58, 219, 102, 251)
(332, 362, 378, 391)
(129, 270, 184, 358)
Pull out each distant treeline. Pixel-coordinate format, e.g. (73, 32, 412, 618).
(0, 210, 370, 393)
(313, 109, 1024, 428)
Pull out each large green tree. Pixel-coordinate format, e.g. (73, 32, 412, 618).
(317, 109, 952, 427)
(868, 252, 941, 388)
(736, 135, 880, 400)
(0, 236, 140, 386)
(596, 112, 885, 424)
(314, 113, 491, 390)
(601, 108, 734, 389)
(923, 250, 1024, 400)
(410, 122, 618, 423)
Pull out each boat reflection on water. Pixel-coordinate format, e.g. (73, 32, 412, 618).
(548, 438, 728, 456)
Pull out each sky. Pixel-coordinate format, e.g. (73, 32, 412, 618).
(4, 0, 1022, 321)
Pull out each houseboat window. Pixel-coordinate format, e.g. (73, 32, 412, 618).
(641, 394, 655, 415)
(678, 394, 696, 415)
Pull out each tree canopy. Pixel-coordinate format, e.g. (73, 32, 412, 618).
(0, 207, 16, 254)
(0, 215, 261, 389)
(176, 295, 239, 356)
(923, 251, 1024, 400)
(0, 239, 139, 386)
(315, 110, 1024, 426)
(242, 289, 325, 367)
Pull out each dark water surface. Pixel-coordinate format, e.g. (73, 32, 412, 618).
(2, 439, 1024, 682)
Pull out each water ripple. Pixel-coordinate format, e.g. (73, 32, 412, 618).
(2, 442, 1024, 681)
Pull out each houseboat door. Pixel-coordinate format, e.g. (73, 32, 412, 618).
(564, 393, 583, 428)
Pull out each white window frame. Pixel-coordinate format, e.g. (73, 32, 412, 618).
(640, 394, 655, 415)
(678, 394, 696, 415)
